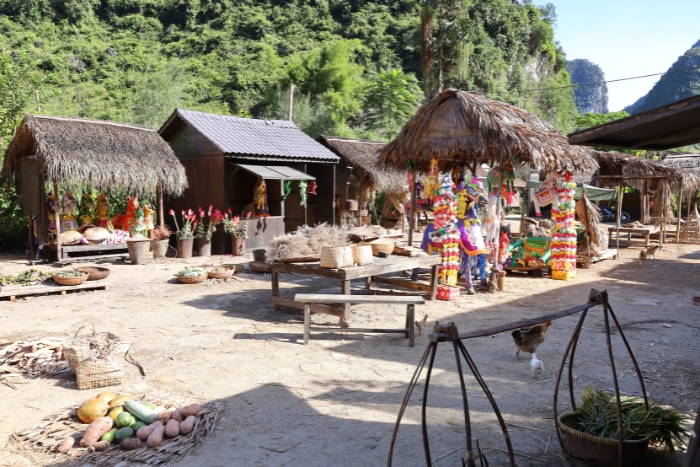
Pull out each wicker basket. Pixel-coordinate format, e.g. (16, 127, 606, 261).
(369, 241, 395, 256)
(63, 325, 121, 374)
(53, 272, 89, 286)
(177, 273, 207, 284)
(352, 244, 373, 266)
(558, 412, 650, 467)
(77, 266, 111, 281)
(208, 267, 233, 279)
(320, 246, 354, 268)
(76, 354, 123, 390)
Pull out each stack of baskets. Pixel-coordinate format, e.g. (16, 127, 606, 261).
(63, 325, 124, 390)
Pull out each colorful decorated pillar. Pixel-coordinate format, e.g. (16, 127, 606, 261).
(429, 175, 461, 301)
(550, 172, 577, 280)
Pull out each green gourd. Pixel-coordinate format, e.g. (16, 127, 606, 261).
(114, 427, 134, 444)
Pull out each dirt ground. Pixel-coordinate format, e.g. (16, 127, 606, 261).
(0, 229, 698, 466)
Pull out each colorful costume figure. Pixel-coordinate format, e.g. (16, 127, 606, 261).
(47, 192, 58, 236)
(95, 194, 113, 229)
(133, 205, 146, 236)
(143, 204, 155, 235)
(253, 178, 270, 217)
(456, 176, 488, 293)
(61, 192, 79, 232)
(124, 196, 139, 236)
(427, 175, 461, 300)
(550, 172, 577, 280)
(79, 193, 95, 226)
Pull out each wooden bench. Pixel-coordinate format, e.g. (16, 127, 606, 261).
(293, 294, 425, 347)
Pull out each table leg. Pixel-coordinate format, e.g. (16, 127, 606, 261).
(429, 265, 439, 301)
(645, 232, 650, 246)
(365, 276, 372, 290)
(304, 304, 310, 345)
(271, 270, 280, 310)
(407, 304, 415, 347)
(342, 279, 351, 318)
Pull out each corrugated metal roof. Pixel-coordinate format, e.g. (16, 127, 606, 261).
(236, 164, 315, 180)
(163, 109, 339, 163)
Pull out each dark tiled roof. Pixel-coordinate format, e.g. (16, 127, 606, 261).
(161, 109, 339, 163)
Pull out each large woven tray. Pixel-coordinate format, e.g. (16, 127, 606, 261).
(9, 383, 223, 466)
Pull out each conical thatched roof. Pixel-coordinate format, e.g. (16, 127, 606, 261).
(379, 89, 597, 176)
(3, 114, 187, 196)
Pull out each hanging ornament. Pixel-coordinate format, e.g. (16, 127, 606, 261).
(283, 180, 292, 200)
(309, 181, 317, 195)
(254, 178, 270, 216)
(550, 171, 577, 281)
(299, 180, 308, 205)
(423, 158, 441, 205)
(429, 174, 460, 300)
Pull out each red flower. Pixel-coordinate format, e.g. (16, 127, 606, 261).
(187, 209, 193, 216)
(246, 212, 252, 218)
(198, 206, 202, 212)
(169, 209, 175, 216)
(181, 210, 185, 215)
(208, 205, 213, 211)
(227, 207, 232, 214)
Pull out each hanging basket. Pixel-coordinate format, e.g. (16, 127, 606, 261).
(558, 412, 650, 467)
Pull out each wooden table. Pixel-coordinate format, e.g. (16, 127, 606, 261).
(271, 254, 441, 318)
(608, 227, 653, 246)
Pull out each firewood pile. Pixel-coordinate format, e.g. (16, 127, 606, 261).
(0, 339, 69, 384)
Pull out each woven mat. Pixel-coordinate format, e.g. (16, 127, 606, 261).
(9, 383, 223, 466)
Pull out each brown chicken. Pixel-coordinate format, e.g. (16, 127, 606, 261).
(511, 321, 552, 359)
(415, 314, 429, 336)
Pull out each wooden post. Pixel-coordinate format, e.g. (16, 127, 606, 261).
(491, 169, 505, 269)
(288, 83, 295, 121)
(408, 170, 417, 246)
(616, 183, 621, 261)
(676, 181, 683, 243)
(641, 180, 649, 224)
(582, 187, 591, 269)
(28, 215, 35, 259)
(519, 186, 527, 236)
(303, 164, 308, 227)
(53, 181, 62, 262)
(280, 180, 285, 219)
(332, 164, 336, 226)
(157, 180, 164, 228)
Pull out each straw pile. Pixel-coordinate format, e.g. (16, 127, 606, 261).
(576, 193, 608, 258)
(652, 181, 676, 226)
(266, 223, 350, 263)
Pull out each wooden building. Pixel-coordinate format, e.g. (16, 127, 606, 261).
(159, 109, 340, 253)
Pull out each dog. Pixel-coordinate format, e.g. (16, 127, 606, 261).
(646, 244, 662, 259)
(639, 249, 647, 266)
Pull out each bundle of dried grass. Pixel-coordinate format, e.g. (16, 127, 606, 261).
(9, 383, 222, 466)
(652, 181, 676, 226)
(0, 339, 68, 380)
(576, 192, 603, 246)
(266, 223, 350, 263)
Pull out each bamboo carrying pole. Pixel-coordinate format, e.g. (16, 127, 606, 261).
(676, 181, 683, 243)
(408, 171, 417, 246)
(53, 181, 62, 261)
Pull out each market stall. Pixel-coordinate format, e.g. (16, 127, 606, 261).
(2, 115, 187, 263)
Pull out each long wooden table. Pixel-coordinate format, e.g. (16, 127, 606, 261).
(607, 226, 655, 246)
(270, 254, 441, 318)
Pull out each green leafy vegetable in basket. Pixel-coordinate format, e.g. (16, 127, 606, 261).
(53, 269, 88, 278)
(0, 269, 53, 286)
(177, 267, 206, 277)
(574, 386, 690, 453)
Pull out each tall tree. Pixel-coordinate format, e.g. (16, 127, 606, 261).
(362, 68, 423, 140)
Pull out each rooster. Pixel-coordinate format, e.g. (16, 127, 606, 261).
(511, 321, 552, 359)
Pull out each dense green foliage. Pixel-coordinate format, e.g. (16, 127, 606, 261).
(626, 39, 700, 115)
(574, 110, 629, 131)
(566, 58, 608, 114)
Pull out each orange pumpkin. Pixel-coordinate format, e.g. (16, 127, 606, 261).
(95, 392, 117, 404)
(77, 398, 109, 424)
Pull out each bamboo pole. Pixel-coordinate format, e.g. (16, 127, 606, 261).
(492, 169, 505, 269)
(641, 180, 649, 224)
(676, 181, 683, 243)
(408, 171, 417, 246)
(157, 180, 164, 228)
(53, 181, 62, 262)
(616, 184, 621, 261)
(582, 187, 591, 269)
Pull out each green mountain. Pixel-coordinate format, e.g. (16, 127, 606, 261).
(567, 58, 608, 114)
(626, 40, 700, 115)
(0, 0, 577, 136)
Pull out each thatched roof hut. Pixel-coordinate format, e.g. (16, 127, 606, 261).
(3, 114, 187, 195)
(317, 136, 406, 195)
(379, 89, 597, 177)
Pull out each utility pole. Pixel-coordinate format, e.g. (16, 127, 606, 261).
(288, 83, 295, 121)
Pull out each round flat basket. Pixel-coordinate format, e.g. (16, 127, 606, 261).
(369, 241, 395, 256)
(177, 274, 207, 284)
(53, 273, 89, 286)
(208, 268, 233, 279)
(249, 261, 271, 274)
(76, 266, 111, 281)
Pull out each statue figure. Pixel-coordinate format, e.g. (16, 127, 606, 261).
(79, 193, 95, 226)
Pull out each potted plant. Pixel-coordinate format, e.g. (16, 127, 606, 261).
(150, 224, 173, 258)
(223, 210, 251, 256)
(170, 209, 196, 258)
(193, 206, 223, 257)
(558, 387, 689, 467)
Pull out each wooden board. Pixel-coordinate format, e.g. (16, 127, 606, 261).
(371, 276, 432, 292)
(273, 254, 440, 280)
(271, 296, 345, 317)
(57, 253, 128, 265)
(294, 293, 425, 305)
(0, 282, 110, 301)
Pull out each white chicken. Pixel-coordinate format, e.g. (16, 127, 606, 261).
(530, 353, 544, 378)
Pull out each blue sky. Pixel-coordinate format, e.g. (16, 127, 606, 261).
(551, 0, 700, 111)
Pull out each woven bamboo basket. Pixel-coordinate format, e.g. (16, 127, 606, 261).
(352, 244, 373, 266)
(208, 267, 233, 279)
(558, 412, 650, 467)
(63, 325, 121, 373)
(75, 354, 123, 390)
(52, 272, 89, 286)
(177, 273, 207, 284)
(369, 241, 395, 256)
(320, 246, 354, 268)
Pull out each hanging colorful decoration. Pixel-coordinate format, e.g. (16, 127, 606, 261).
(308, 181, 317, 195)
(283, 180, 292, 200)
(253, 178, 270, 217)
(533, 172, 558, 217)
(95, 194, 112, 230)
(429, 174, 461, 300)
(456, 176, 488, 293)
(78, 193, 95, 226)
(61, 191, 79, 232)
(299, 180, 308, 206)
(550, 172, 577, 281)
(423, 158, 441, 205)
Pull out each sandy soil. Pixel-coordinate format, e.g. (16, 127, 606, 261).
(0, 234, 698, 467)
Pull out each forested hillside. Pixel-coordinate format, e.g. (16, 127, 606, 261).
(0, 0, 577, 139)
(626, 39, 700, 115)
(567, 58, 608, 114)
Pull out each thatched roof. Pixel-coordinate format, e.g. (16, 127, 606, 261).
(379, 89, 597, 177)
(317, 136, 406, 193)
(3, 114, 187, 195)
(661, 154, 700, 170)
